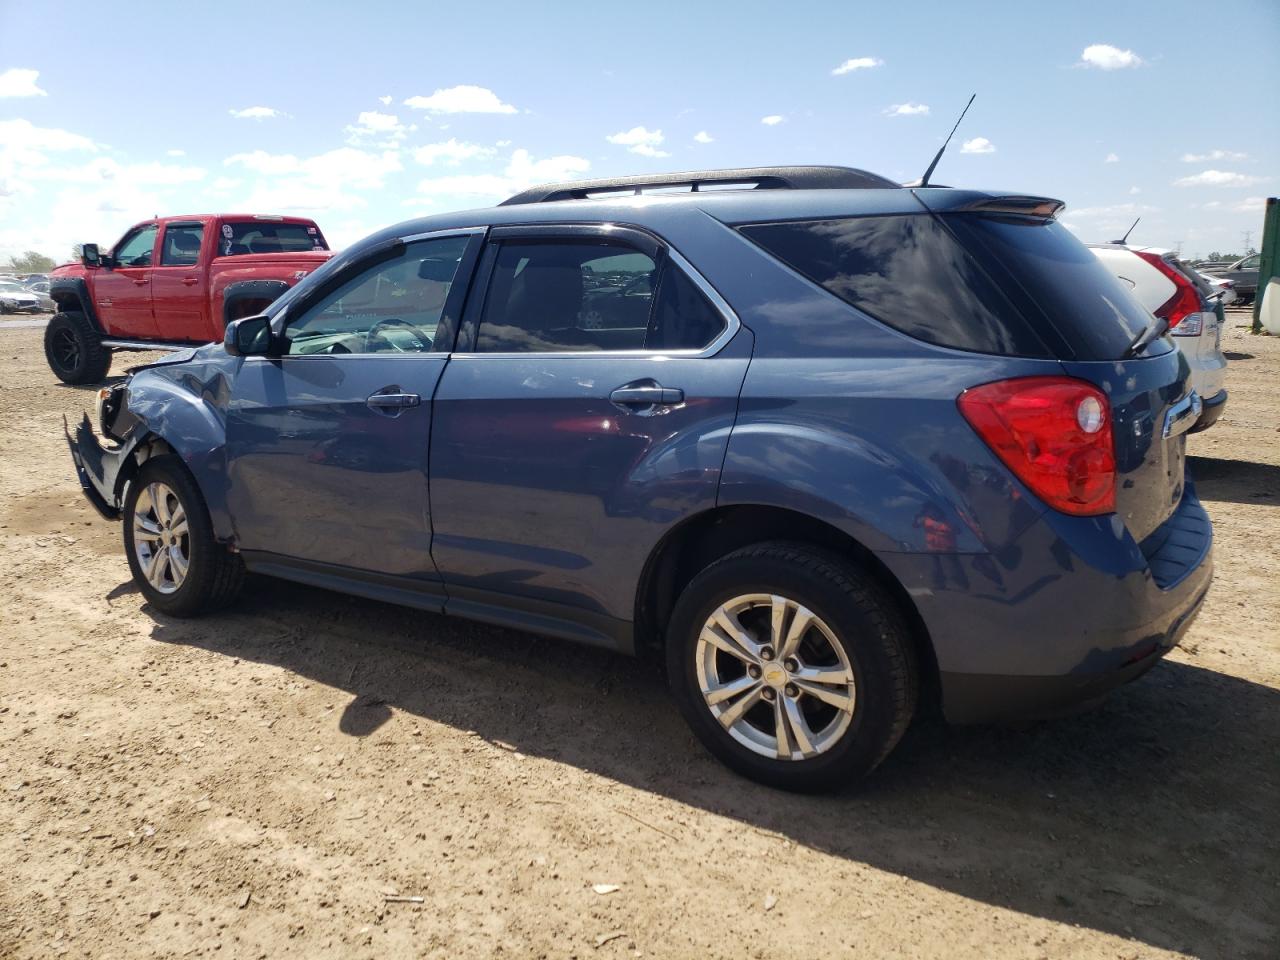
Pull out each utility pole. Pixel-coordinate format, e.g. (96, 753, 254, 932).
(1174, 240, 1184, 257)
(1243, 230, 1253, 253)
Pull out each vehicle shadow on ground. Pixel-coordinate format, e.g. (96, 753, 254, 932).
(1189, 455, 1280, 505)
(143, 577, 1278, 959)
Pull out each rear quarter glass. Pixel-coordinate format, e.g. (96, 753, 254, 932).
(944, 215, 1161, 361)
(738, 214, 1054, 358)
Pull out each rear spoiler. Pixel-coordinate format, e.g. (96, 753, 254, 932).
(955, 196, 1065, 219)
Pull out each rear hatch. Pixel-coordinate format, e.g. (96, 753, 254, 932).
(941, 208, 1192, 541)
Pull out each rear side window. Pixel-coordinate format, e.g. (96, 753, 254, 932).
(161, 223, 203, 266)
(218, 221, 328, 256)
(945, 215, 1153, 360)
(740, 215, 1052, 357)
(475, 240, 725, 353)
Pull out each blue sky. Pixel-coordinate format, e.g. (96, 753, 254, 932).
(1, 0, 1276, 262)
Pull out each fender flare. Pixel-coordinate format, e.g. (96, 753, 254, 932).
(221, 279, 290, 330)
(48, 277, 103, 333)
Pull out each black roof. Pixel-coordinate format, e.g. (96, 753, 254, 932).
(500, 165, 900, 205)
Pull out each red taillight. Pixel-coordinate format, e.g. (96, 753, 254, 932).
(958, 377, 1116, 516)
(1134, 251, 1201, 328)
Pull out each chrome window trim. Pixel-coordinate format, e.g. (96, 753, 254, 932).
(452, 244, 740, 361)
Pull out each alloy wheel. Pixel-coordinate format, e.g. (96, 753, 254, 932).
(131, 482, 190, 595)
(695, 593, 857, 761)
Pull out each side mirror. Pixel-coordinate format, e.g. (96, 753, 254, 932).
(223, 314, 274, 357)
(81, 243, 101, 268)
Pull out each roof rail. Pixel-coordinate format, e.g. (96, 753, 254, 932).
(499, 165, 900, 206)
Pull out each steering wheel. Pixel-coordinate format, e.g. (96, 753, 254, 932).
(364, 316, 433, 353)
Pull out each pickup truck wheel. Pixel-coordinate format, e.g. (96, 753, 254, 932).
(123, 456, 244, 617)
(666, 542, 917, 792)
(44, 311, 111, 384)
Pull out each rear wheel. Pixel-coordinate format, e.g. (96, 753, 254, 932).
(44, 311, 111, 384)
(123, 456, 244, 616)
(666, 542, 917, 792)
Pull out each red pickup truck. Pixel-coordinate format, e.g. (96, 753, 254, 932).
(45, 214, 333, 383)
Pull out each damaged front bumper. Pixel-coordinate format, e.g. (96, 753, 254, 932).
(63, 413, 130, 521)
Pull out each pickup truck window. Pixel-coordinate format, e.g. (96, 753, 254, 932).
(219, 221, 328, 257)
(114, 225, 159, 267)
(160, 224, 204, 266)
(283, 235, 467, 356)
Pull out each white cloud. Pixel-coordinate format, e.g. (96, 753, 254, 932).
(1231, 197, 1266, 213)
(1078, 44, 1143, 70)
(1129, 186, 1141, 195)
(831, 57, 882, 75)
(415, 148, 589, 204)
(378, 95, 392, 106)
(0, 118, 98, 154)
(761, 115, 785, 126)
(1181, 149, 1249, 163)
(229, 106, 285, 120)
(344, 110, 410, 147)
(960, 137, 995, 154)
(413, 138, 497, 166)
(0, 68, 47, 98)
(1104, 152, 1119, 163)
(885, 103, 929, 117)
(166, 149, 186, 158)
(223, 147, 403, 213)
(403, 85, 517, 114)
(606, 126, 669, 157)
(693, 131, 713, 144)
(495, 139, 512, 147)
(1173, 169, 1267, 188)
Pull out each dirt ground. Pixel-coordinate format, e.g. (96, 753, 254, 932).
(1, 310, 1277, 960)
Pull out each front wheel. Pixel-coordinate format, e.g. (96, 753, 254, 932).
(44, 311, 111, 384)
(123, 456, 244, 617)
(666, 542, 917, 792)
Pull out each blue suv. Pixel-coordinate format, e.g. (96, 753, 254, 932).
(68, 166, 1213, 791)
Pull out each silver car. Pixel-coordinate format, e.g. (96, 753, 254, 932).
(0, 280, 43, 313)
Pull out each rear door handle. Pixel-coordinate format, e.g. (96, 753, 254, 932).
(181, 277, 198, 286)
(609, 385, 684, 406)
(367, 389, 421, 416)
(133, 279, 150, 286)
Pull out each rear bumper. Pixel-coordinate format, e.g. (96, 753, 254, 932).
(1189, 388, 1227, 433)
(880, 485, 1213, 724)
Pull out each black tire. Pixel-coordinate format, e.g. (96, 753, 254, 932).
(44, 311, 111, 385)
(122, 456, 244, 617)
(666, 542, 917, 792)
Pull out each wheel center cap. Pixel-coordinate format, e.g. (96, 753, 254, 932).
(763, 664, 787, 687)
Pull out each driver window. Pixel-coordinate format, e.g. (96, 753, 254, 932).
(113, 225, 159, 267)
(283, 236, 469, 356)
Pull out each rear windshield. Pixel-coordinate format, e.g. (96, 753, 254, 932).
(943, 215, 1155, 360)
(741, 213, 1157, 360)
(739, 215, 1053, 358)
(218, 221, 328, 257)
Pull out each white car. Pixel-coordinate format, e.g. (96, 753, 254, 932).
(0, 280, 44, 314)
(1088, 243, 1227, 432)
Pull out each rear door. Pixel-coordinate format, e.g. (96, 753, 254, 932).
(225, 230, 482, 580)
(151, 221, 211, 341)
(94, 222, 159, 338)
(428, 225, 749, 633)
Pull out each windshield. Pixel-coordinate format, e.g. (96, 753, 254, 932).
(0, 282, 30, 294)
(217, 221, 328, 257)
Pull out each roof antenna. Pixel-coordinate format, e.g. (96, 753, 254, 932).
(916, 93, 976, 188)
(1113, 216, 1141, 245)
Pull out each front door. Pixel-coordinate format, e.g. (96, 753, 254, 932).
(429, 227, 749, 629)
(95, 223, 159, 338)
(225, 231, 481, 579)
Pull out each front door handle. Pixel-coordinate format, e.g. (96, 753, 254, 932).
(181, 277, 198, 286)
(133, 278, 150, 286)
(609, 384, 684, 407)
(367, 389, 421, 416)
